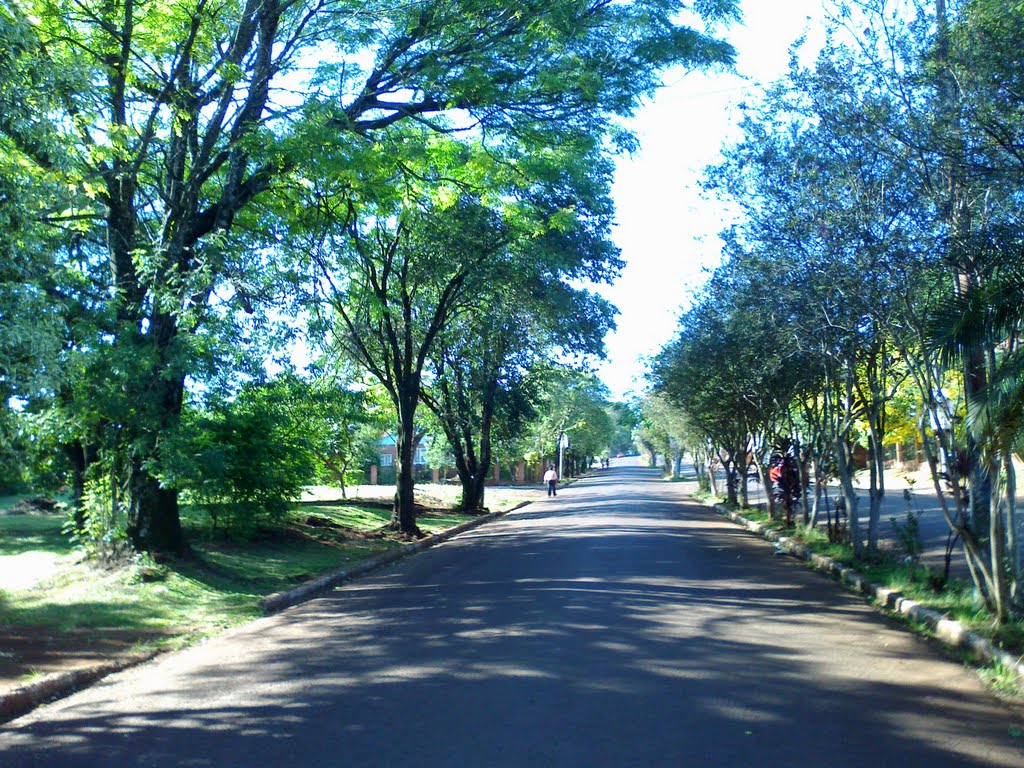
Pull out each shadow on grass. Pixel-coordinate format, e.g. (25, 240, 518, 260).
(182, 535, 400, 597)
(2, 596, 182, 634)
(0, 514, 75, 558)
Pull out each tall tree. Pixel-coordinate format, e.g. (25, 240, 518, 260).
(422, 300, 536, 513)
(321, 187, 511, 534)
(838, 0, 1024, 617)
(0, 0, 738, 552)
(419, 142, 619, 512)
(527, 366, 615, 477)
(636, 393, 698, 479)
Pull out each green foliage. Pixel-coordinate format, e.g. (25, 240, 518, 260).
(249, 372, 387, 491)
(0, 0, 739, 552)
(605, 402, 639, 456)
(978, 660, 1024, 700)
(650, 0, 1024, 616)
(64, 455, 133, 563)
(0, 511, 74, 557)
(890, 505, 923, 565)
(523, 365, 615, 471)
(0, 405, 31, 495)
(634, 393, 699, 475)
(162, 381, 318, 536)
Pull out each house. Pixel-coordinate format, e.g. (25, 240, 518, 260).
(375, 433, 429, 469)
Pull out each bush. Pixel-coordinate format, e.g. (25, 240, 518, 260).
(162, 388, 317, 536)
(64, 454, 133, 563)
(343, 469, 366, 488)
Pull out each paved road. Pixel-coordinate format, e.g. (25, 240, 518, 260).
(2, 462, 1022, 767)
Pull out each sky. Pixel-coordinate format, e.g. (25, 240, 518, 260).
(594, 0, 830, 401)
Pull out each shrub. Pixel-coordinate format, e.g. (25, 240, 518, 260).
(162, 387, 317, 536)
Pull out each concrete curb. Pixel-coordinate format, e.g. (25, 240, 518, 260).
(714, 503, 1024, 682)
(0, 500, 529, 724)
(0, 651, 160, 724)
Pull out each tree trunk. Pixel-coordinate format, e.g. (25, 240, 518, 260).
(65, 441, 91, 530)
(453, 456, 487, 513)
(319, 455, 348, 496)
(390, 388, 420, 535)
(468, 472, 487, 511)
(836, 436, 862, 556)
(723, 454, 738, 506)
(126, 462, 184, 555)
(1006, 455, 1020, 606)
(449, 432, 477, 512)
(737, 444, 749, 509)
(809, 456, 823, 527)
(985, 462, 1010, 625)
(431, 377, 495, 514)
(936, 0, 997, 595)
(706, 459, 719, 497)
(797, 447, 810, 527)
(124, 371, 186, 555)
(867, 430, 885, 554)
(473, 386, 495, 511)
(755, 458, 776, 520)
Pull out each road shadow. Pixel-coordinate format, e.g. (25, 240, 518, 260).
(2, 463, 1021, 767)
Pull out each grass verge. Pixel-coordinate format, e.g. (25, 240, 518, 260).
(0, 488, 493, 689)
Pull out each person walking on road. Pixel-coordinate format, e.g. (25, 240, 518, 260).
(544, 466, 558, 497)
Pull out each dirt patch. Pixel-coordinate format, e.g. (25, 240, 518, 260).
(3, 497, 62, 516)
(290, 514, 439, 543)
(0, 626, 169, 695)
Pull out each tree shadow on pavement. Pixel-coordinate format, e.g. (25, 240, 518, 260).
(2, 465, 1022, 767)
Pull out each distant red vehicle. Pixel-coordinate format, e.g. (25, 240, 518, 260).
(616, 453, 623, 458)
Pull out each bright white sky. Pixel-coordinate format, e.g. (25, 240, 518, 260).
(594, 0, 829, 401)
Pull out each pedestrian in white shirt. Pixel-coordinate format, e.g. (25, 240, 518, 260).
(543, 466, 558, 497)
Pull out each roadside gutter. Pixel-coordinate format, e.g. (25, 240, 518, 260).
(715, 503, 1024, 682)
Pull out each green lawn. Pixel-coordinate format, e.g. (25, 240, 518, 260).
(0, 494, 33, 514)
(0, 497, 477, 656)
(0, 513, 74, 557)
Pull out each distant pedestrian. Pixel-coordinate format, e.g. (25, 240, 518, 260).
(544, 466, 558, 497)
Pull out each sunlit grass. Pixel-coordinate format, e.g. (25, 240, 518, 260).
(0, 493, 493, 662)
(979, 660, 1024, 701)
(1, 558, 263, 652)
(295, 502, 393, 530)
(188, 535, 399, 594)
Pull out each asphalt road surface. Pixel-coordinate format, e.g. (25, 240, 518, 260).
(2, 461, 1023, 767)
